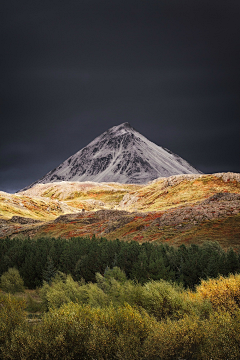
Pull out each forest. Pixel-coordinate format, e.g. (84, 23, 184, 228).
(0, 235, 239, 289)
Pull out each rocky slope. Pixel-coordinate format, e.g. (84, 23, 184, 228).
(1, 172, 240, 248)
(22, 122, 201, 190)
(2, 192, 239, 248)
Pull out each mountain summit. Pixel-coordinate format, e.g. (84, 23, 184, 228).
(24, 122, 201, 188)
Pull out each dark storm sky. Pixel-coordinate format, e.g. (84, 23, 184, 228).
(1, 0, 240, 192)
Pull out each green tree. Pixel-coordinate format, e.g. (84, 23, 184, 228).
(0, 268, 24, 293)
(130, 248, 149, 283)
(225, 248, 239, 274)
(43, 256, 56, 284)
(104, 266, 127, 284)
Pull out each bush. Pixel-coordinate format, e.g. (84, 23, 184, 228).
(0, 294, 26, 355)
(200, 309, 240, 360)
(95, 272, 193, 320)
(2, 303, 154, 360)
(143, 314, 202, 360)
(117, 280, 144, 308)
(184, 289, 213, 320)
(25, 294, 44, 313)
(140, 280, 192, 321)
(41, 273, 109, 310)
(2, 273, 240, 359)
(104, 266, 127, 284)
(0, 268, 24, 294)
(196, 274, 240, 312)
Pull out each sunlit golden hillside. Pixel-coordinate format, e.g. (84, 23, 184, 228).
(0, 172, 239, 247)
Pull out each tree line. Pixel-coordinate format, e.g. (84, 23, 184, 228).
(0, 235, 239, 289)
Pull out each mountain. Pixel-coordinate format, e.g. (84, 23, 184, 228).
(23, 122, 201, 190)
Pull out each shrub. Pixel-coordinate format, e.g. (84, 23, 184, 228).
(41, 273, 109, 310)
(140, 280, 192, 321)
(2, 304, 97, 359)
(3, 274, 240, 359)
(143, 314, 202, 360)
(0, 294, 26, 355)
(2, 303, 154, 360)
(87, 304, 152, 360)
(41, 273, 83, 309)
(0, 268, 24, 294)
(196, 274, 240, 312)
(96, 273, 193, 320)
(85, 283, 109, 308)
(200, 309, 240, 360)
(184, 289, 213, 320)
(25, 294, 44, 313)
(117, 280, 144, 307)
(104, 266, 127, 284)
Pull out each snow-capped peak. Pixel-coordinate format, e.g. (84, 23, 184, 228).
(22, 122, 202, 190)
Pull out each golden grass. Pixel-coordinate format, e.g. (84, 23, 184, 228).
(13, 174, 240, 215)
(0, 192, 77, 220)
(127, 175, 240, 212)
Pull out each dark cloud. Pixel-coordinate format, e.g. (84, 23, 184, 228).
(1, 0, 239, 192)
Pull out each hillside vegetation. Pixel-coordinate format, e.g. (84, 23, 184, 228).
(0, 191, 78, 220)
(19, 172, 240, 211)
(0, 172, 239, 247)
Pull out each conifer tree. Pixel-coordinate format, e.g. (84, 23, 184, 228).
(43, 256, 56, 284)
